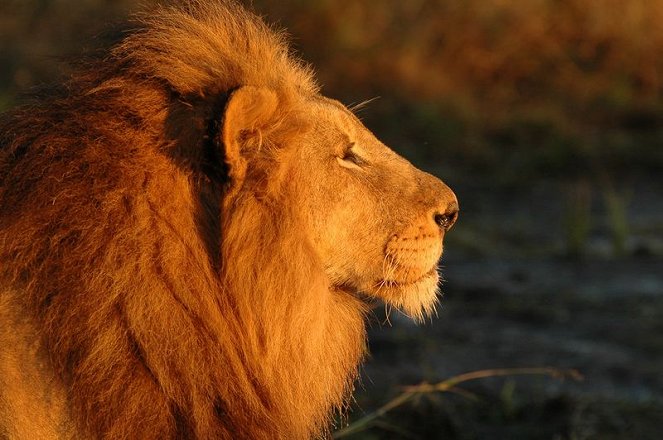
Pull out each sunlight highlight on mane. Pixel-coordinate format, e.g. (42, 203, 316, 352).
(0, 1, 365, 438)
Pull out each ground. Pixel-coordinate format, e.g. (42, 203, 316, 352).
(342, 177, 663, 439)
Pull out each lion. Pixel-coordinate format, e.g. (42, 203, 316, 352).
(0, 1, 458, 439)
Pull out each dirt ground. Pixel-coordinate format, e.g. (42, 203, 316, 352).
(341, 177, 663, 439)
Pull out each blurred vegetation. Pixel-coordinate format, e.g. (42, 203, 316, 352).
(256, 0, 663, 180)
(2, 0, 663, 180)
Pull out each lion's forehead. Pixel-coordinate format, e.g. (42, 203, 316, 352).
(305, 96, 362, 132)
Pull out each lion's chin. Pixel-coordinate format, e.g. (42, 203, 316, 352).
(368, 267, 441, 322)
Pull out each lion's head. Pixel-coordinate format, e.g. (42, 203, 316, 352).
(221, 88, 458, 320)
(0, 1, 457, 439)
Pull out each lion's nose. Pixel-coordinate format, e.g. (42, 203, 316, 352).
(432, 192, 459, 232)
(434, 208, 458, 231)
(417, 170, 459, 233)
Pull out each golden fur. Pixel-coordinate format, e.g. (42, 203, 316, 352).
(0, 1, 458, 439)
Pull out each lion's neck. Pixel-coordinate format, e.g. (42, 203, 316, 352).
(219, 197, 368, 437)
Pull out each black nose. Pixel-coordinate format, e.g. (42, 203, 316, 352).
(434, 208, 458, 231)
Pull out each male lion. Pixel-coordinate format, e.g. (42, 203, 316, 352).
(0, 1, 458, 439)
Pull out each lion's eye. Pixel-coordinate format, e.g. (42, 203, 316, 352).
(340, 143, 365, 166)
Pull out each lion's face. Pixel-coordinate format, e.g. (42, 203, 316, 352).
(286, 97, 458, 319)
(223, 88, 458, 320)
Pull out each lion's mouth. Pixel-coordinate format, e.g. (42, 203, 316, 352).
(332, 265, 440, 303)
(377, 265, 439, 288)
(332, 265, 441, 320)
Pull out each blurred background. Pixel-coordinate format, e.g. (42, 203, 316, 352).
(1, 0, 662, 438)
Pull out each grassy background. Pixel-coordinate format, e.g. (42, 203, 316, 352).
(260, 0, 663, 179)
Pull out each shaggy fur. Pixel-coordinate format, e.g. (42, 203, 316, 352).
(0, 1, 365, 439)
(0, 1, 459, 439)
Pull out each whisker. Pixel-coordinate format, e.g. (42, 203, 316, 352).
(381, 303, 392, 326)
(348, 96, 380, 114)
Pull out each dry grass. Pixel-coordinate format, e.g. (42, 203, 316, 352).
(256, 0, 663, 176)
(333, 367, 583, 438)
(259, 0, 663, 109)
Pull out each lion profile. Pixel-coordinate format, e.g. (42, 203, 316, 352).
(0, 1, 458, 439)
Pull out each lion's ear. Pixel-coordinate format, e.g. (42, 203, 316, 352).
(221, 86, 279, 188)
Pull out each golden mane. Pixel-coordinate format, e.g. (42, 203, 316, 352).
(0, 1, 366, 438)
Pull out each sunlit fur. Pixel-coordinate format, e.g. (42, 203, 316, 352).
(0, 2, 366, 439)
(0, 1, 456, 439)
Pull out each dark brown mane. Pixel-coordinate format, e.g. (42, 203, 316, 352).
(0, 1, 365, 438)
